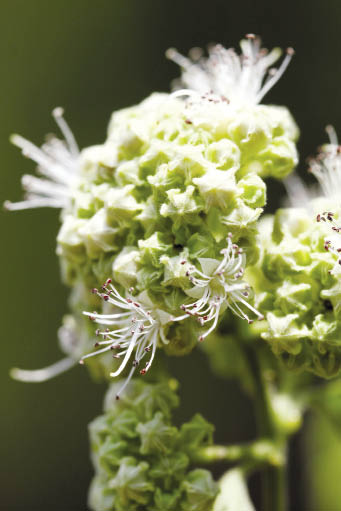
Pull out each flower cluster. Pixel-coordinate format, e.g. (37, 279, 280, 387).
(79, 236, 263, 392)
(248, 207, 341, 378)
(88, 379, 217, 511)
(6, 35, 298, 384)
(244, 128, 341, 378)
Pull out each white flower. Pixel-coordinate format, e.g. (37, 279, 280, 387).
(4, 107, 79, 211)
(308, 126, 341, 201)
(166, 34, 294, 108)
(82, 280, 182, 399)
(284, 126, 341, 277)
(284, 127, 341, 210)
(317, 211, 341, 276)
(178, 234, 264, 341)
(283, 172, 315, 209)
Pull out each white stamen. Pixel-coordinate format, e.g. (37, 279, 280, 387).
(180, 235, 263, 340)
(10, 357, 76, 382)
(4, 108, 79, 212)
(82, 281, 185, 398)
(167, 35, 294, 107)
(309, 128, 341, 201)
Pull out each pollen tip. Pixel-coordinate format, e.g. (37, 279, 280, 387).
(79, 359, 84, 365)
(52, 106, 64, 118)
(286, 47, 295, 56)
(165, 47, 177, 59)
(9, 133, 20, 145)
(3, 200, 12, 211)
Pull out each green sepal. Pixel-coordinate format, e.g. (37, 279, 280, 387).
(178, 414, 214, 454)
(137, 412, 178, 455)
(181, 469, 218, 511)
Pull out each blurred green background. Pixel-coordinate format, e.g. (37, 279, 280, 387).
(1, 0, 341, 509)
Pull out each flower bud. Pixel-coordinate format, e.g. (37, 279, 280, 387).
(88, 380, 217, 511)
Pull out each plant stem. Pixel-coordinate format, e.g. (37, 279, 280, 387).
(195, 440, 284, 467)
(244, 342, 288, 511)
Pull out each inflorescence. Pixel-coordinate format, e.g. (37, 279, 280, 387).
(82, 234, 263, 397)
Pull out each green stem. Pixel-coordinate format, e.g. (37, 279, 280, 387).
(195, 439, 284, 467)
(245, 343, 288, 511)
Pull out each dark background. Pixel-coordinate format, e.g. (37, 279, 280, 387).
(1, 1, 341, 510)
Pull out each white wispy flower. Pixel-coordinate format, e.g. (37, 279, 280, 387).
(317, 211, 341, 277)
(166, 34, 294, 107)
(283, 172, 315, 209)
(284, 126, 340, 209)
(82, 280, 182, 399)
(177, 234, 264, 341)
(292, 126, 341, 276)
(309, 126, 341, 201)
(4, 107, 79, 211)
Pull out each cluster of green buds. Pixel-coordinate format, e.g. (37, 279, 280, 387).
(88, 379, 217, 511)
(248, 128, 341, 377)
(7, 34, 299, 390)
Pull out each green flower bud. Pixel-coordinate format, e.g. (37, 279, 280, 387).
(137, 412, 178, 455)
(88, 380, 217, 511)
(181, 469, 218, 511)
(248, 206, 341, 378)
